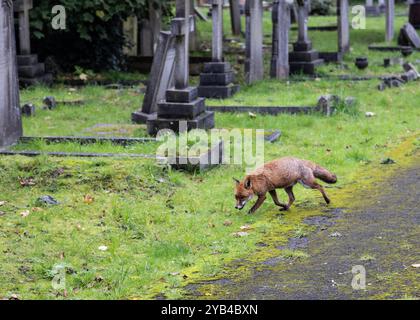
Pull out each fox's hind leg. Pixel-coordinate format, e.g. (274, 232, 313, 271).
(269, 190, 288, 210)
(281, 186, 295, 210)
(300, 176, 331, 204)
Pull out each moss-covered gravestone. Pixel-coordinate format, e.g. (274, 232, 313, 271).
(0, 0, 23, 148)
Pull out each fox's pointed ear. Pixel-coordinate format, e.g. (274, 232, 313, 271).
(244, 177, 252, 189)
(233, 178, 240, 185)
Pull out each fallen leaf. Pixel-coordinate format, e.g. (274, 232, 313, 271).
(170, 272, 180, 276)
(20, 210, 30, 218)
(365, 111, 375, 117)
(240, 224, 252, 231)
(411, 264, 420, 268)
(19, 178, 36, 187)
(9, 294, 19, 300)
(223, 220, 233, 226)
(98, 245, 108, 251)
(79, 73, 88, 81)
(248, 112, 257, 118)
(83, 194, 94, 204)
(32, 207, 43, 212)
(232, 231, 249, 237)
(0, 201, 6, 206)
(0, 211, 5, 217)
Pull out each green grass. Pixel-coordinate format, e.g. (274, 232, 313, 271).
(0, 9, 420, 300)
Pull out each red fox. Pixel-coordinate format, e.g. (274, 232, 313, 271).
(234, 157, 337, 214)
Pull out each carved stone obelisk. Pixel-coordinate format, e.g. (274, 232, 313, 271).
(0, 0, 23, 148)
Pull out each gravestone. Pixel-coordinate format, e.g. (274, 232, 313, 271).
(409, 0, 420, 29)
(365, 0, 380, 16)
(385, 0, 394, 42)
(14, 0, 52, 86)
(398, 23, 420, 48)
(229, 0, 242, 35)
(338, 0, 350, 53)
(147, 0, 215, 135)
(289, 1, 323, 75)
(0, 0, 23, 148)
(270, 0, 290, 79)
(245, 0, 264, 84)
(198, 0, 239, 98)
(138, 2, 162, 56)
(132, 31, 176, 124)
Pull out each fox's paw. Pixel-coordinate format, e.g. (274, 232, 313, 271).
(279, 206, 289, 212)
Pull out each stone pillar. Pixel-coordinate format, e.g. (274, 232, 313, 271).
(270, 0, 290, 79)
(0, 0, 23, 148)
(229, 0, 242, 35)
(189, 0, 199, 51)
(338, 0, 350, 53)
(365, 0, 380, 16)
(385, 0, 394, 42)
(245, 0, 264, 84)
(198, 0, 239, 98)
(289, 1, 323, 75)
(147, 0, 215, 135)
(138, 1, 162, 57)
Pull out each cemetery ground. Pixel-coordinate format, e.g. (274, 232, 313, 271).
(0, 10, 419, 299)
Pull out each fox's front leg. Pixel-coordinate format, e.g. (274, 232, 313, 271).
(248, 194, 266, 214)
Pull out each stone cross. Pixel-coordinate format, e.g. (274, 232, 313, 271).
(338, 0, 350, 53)
(245, 0, 264, 84)
(13, 0, 33, 55)
(173, 0, 191, 90)
(385, 0, 395, 42)
(0, 0, 23, 148)
(211, 0, 224, 62)
(270, 0, 290, 79)
(229, 0, 242, 35)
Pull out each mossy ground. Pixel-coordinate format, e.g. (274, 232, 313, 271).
(0, 6, 419, 299)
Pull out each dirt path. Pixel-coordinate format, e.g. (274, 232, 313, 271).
(187, 163, 420, 299)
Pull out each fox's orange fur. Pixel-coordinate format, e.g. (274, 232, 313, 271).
(234, 157, 337, 214)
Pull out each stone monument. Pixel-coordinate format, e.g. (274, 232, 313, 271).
(132, 31, 176, 124)
(229, 0, 242, 35)
(409, 0, 420, 29)
(385, 0, 395, 42)
(198, 0, 239, 98)
(0, 0, 23, 148)
(244, 0, 264, 84)
(147, 0, 215, 135)
(14, 0, 52, 86)
(270, 0, 290, 79)
(289, 0, 323, 75)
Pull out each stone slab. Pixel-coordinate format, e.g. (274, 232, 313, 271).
(147, 111, 215, 136)
(17, 54, 38, 66)
(290, 59, 324, 75)
(203, 62, 232, 73)
(157, 97, 206, 119)
(199, 72, 235, 86)
(198, 85, 240, 99)
(289, 50, 319, 62)
(18, 63, 45, 78)
(165, 87, 198, 103)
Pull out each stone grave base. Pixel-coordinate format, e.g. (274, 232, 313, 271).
(289, 41, 324, 75)
(198, 62, 239, 99)
(147, 87, 215, 136)
(365, 5, 381, 16)
(319, 52, 343, 63)
(17, 54, 53, 87)
(131, 111, 157, 124)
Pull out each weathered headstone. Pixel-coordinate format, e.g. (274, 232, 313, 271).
(245, 0, 264, 84)
(338, 0, 350, 53)
(132, 31, 176, 123)
(398, 23, 420, 48)
(289, 1, 323, 75)
(229, 0, 242, 35)
(385, 0, 394, 42)
(0, 0, 23, 148)
(13, 0, 52, 86)
(409, 0, 420, 29)
(198, 0, 239, 98)
(147, 0, 215, 135)
(270, 0, 290, 79)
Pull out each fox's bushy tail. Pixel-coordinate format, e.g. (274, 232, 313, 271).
(313, 165, 337, 184)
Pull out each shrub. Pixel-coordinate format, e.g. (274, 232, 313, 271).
(29, 0, 171, 71)
(310, 0, 334, 16)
